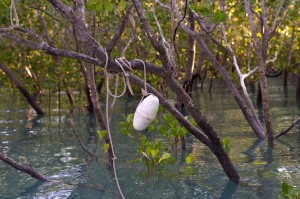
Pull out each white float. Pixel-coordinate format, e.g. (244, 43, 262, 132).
(133, 94, 159, 131)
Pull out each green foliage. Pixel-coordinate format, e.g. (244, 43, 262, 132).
(281, 182, 300, 199)
(97, 130, 107, 140)
(120, 108, 197, 174)
(190, 2, 228, 23)
(185, 153, 194, 165)
(104, 143, 110, 152)
(87, 0, 126, 12)
(222, 137, 231, 153)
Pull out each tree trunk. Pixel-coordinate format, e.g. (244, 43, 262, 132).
(244, 0, 273, 141)
(257, 81, 262, 108)
(284, 27, 295, 89)
(297, 73, 300, 104)
(183, 9, 196, 93)
(0, 63, 45, 115)
(132, 0, 240, 182)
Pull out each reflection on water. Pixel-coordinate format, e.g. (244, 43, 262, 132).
(0, 78, 300, 199)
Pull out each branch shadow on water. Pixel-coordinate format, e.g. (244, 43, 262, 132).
(219, 180, 238, 199)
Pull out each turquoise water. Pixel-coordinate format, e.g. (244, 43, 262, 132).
(0, 77, 299, 198)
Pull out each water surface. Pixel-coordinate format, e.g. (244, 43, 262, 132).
(0, 78, 299, 199)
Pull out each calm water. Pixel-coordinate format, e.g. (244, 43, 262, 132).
(0, 77, 300, 199)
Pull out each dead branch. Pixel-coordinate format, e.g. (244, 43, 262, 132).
(0, 150, 48, 182)
(0, 63, 45, 115)
(70, 117, 96, 159)
(275, 116, 300, 139)
(106, 5, 133, 56)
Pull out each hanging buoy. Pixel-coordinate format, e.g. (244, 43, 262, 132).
(133, 94, 159, 131)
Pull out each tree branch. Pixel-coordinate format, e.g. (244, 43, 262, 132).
(0, 150, 48, 182)
(275, 116, 300, 139)
(107, 5, 133, 56)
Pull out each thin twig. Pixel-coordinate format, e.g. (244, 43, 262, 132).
(266, 42, 285, 63)
(70, 116, 95, 159)
(275, 116, 300, 139)
(172, 0, 188, 42)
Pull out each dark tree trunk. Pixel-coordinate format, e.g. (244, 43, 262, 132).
(191, 38, 207, 90)
(183, 9, 196, 94)
(257, 81, 262, 108)
(0, 63, 45, 115)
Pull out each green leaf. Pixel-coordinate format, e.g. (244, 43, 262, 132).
(161, 152, 171, 159)
(186, 156, 192, 165)
(86, 1, 101, 11)
(222, 138, 231, 153)
(190, 119, 197, 126)
(185, 166, 194, 175)
(186, 153, 194, 165)
(146, 147, 151, 156)
(134, 157, 142, 163)
(158, 125, 167, 135)
(282, 182, 293, 196)
(148, 124, 155, 132)
(213, 10, 228, 23)
(167, 157, 175, 164)
(223, 138, 230, 146)
(104, 1, 113, 12)
(171, 128, 177, 136)
(120, 122, 126, 128)
(224, 146, 230, 153)
(164, 114, 174, 124)
(141, 135, 146, 143)
(157, 105, 163, 114)
(127, 114, 134, 123)
(199, 7, 210, 16)
(104, 143, 110, 152)
(121, 127, 128, 134)
(119, 0, 126, 10)
(97, 130, 107, 140)
(159, 152, 171, 163)
(151, 149, 159, 158)
(153, 141, 162, 150)
(95, 1, 103, 12)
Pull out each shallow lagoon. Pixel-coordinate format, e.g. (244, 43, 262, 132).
(0, 77, 299, 199)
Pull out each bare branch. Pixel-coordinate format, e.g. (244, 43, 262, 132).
(30, 6, 65, 24)
(10, 0, 19, 26)
(220, 23, 264, 134)
(0, 150, 48, 182)
(275, 116, 300, 139)
(106, 5, 133, 56)
(70, 116, 95, 159)
(155, 0, 170, 9)
(266, 42, 285, 63)
(268, 0, 289, 39)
